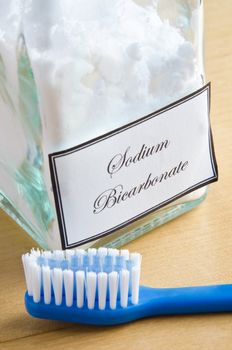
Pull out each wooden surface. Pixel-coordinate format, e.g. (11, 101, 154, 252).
(0, 1, 232, 349)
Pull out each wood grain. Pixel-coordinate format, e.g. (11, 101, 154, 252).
(1, 1, 232, 349)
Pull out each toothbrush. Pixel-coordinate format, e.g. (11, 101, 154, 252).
(22, 248, 232, 326)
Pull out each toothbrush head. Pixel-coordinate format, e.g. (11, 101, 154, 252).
(23, 247, 232, 325)
(22, 247, 142, 325)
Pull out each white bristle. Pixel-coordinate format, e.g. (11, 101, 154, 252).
(42, 265, 51, 304)
(109, 271, 119, 310)
(75, 249, 86, 265)
(31, 262, 41, 303)
(131, 266, 140, 305)
(88, 248, 97, 265)
(108, 248, 119, 264)
(108, 248, 119, 257)
(22, 254, 34, 296)
(53, 250, 64, 260)
(30, 248, 41, 257)
(63, 269, 74, 307)
(120, 249, 129, 260)
(65, 249, 75, 261)
(76, 270, 85, 308)
(98, 247, 108, 257)
(86, 272, 97, 310)
(42, 251, 52, 261)
(75, 249, 85, 256)
(22, 255, 29, 289)
(52, 268, 63, 305)
(120, 269, 129, 308)
(98, 272, 107, 310)
(130, 253, 142, 267)
(88, 248, 97, 255)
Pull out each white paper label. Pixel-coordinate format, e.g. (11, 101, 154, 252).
(49, 84, 217, 248)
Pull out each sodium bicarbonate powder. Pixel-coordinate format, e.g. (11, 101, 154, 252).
(22, 0, 202, 150)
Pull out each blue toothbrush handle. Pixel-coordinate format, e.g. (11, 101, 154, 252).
(24, 284, 232, 326)
(140, 284, 232, 317)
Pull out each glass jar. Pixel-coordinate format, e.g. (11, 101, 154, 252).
(0, 0, 207, 249)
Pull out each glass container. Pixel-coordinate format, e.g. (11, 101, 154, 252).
(0, 0, 207, 249)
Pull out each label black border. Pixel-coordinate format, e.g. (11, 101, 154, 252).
(49, 83, 218, 249)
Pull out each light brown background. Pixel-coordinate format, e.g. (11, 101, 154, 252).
(0, 1, 232, 349)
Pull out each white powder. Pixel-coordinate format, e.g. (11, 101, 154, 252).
(22, 0, 203, 150)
